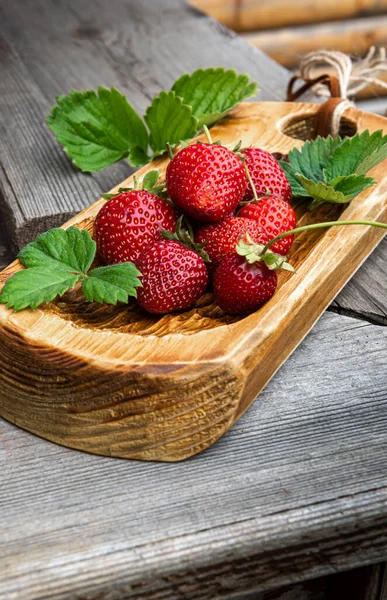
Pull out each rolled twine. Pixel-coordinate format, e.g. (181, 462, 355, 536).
(287, 47, 387, 137)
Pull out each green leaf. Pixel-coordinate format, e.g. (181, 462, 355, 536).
(296, 175, 351, 206)
(47, 87, 149, 172)
(82, 263, 142, 304)
(324, 130, 387, 181)
(129, 145, 150, 167)
(142, 170, 159, 190)
(279, 161, 310, 197)
(287, 136, 343, 183)
(18, 227, 96, 274)
(144, 91, 198, 154)
(171, 68, 257, 127)
(0, 268, 79, 311)
(329, 174, 375, 198)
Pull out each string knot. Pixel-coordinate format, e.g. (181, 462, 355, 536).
(287, 47, 387, 137)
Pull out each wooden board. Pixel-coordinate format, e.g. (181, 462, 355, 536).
(243, 15, 387, 69)
(190, 0, 387, 32)
(0, 101, 386, 462)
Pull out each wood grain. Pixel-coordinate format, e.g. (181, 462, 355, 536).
(1, 311, 387, 599)
(331, 237, 387, 325)
(243, 15, 387, 69)
(190, 0, 387, 32)
(0, 0, 288, 248)
(0, 102, 386, 462)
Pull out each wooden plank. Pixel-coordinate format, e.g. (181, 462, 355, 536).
(190, 0, 387, 32)
(331, 238, 387, 325)
(0, 0, 288, 249)
(1, 311, 387, 599)
(356, 98, 387, 114)
(243, 15, 387, 68)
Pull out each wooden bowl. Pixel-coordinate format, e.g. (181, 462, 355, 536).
(0, 102, 386, 461)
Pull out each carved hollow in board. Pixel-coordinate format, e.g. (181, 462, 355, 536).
(279, 111, 358, 141)
(0, 102, 386, 461)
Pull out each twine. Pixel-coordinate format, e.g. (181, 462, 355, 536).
(299, 47, 387, 99)
(294, 47, 387, 136)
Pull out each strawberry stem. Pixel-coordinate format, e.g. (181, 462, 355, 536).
(203, 124, 213, 144)
(261, 220, 387, 255)
(242, 160, 261, 204)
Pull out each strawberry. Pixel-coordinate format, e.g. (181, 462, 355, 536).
(136, 240, 208, 314)
(166, 143, 247, 223)
(241, 148, 292, 203)
(238, 196, 297, 255)
(214, 254, 277, 314)
(94, 190, 178, 265)
(195, 216, 269, 267)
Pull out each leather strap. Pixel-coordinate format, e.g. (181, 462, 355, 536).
(287, 74, 341, 102)
(287, 74, 348, 137)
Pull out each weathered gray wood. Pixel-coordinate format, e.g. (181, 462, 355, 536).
(0, 0, 288, 249)
(0, 227, 13, 270)
(330, 238, 387, 325)
(1, 311, 387, 600)
(357, 98, 387, 117)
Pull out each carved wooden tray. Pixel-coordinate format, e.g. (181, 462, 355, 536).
(0, 102, 386, 462)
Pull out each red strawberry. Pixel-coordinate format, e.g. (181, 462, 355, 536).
(196, 216, 269, 267)
(166, 143, 247, 223)
(136, 240, 208, 314)
(214, 254, 277, 314)
(242, 148, 292, 203)
(238, 196, 296, 255)
(94, 190, 178, 264)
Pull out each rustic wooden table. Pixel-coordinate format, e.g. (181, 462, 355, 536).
(1, 1, 387, 599)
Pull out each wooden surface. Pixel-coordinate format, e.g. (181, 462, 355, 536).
(1, 311, 387, 599)
(190, 0, 387, 32)
(243, 15, 387, 68)
(1, 102, 386, 462)
(1, 0, 387, 597)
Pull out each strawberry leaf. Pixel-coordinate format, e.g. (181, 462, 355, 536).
(82, 263, 142, 304)
(129, 146, 150, 167)
(47, 87, 149, 172)
(324, 129, 387, 180)
(19, 227, 96, 274)
(287, 136, 342, 183)
(296, 175, 355, 207)
(328, 174, 375, 197)
(284, 131, 387, 208)
(144, 91, 198, 155)
(171, 68, 257, 127)
(279, 161, 310, 197)
(0, 268, 80, 311)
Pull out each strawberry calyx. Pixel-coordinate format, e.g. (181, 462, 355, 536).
(162, 215, 210, 262)
(236, 219, 387, 273)
(101, 169, 169, 202)
(236, 233, 294, 272)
